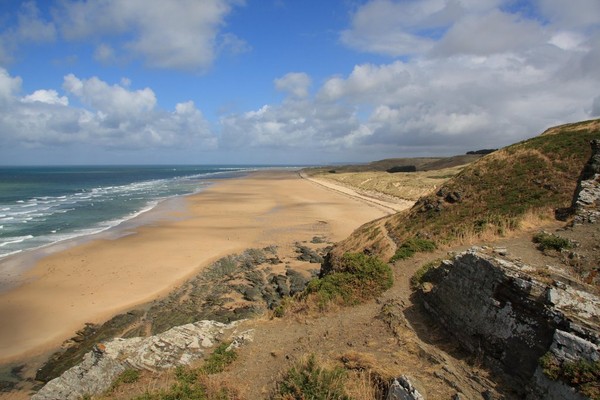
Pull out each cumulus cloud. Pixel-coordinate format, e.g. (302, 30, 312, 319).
(219, 98, 367, 150)
(0, 69, 216, 150)
(22, 89, 69, 106)
(0, 69, 22, 103)
(53, 0, 246, 71)
(63, 74, 156, 120)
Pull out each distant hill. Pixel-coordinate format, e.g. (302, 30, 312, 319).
(307, 154, 483, 174)
(329, 118, 600, 264)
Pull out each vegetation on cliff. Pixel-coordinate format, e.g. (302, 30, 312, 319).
(387, 119, 600, 243)
(303, 252, 393, 310)
(329, 119, 600, 268)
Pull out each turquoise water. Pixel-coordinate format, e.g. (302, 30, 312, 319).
(0, 165, 260, 258)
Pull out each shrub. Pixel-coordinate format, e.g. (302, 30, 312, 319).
(273, 355, 350, 400)
(533, 232, 572, 251)
(390, 238, 437, 262)
(305, 253, 393, 308)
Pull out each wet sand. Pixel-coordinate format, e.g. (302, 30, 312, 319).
(0, 170, 389, 363)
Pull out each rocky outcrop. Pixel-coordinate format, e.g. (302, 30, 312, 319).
(386, 376, 425, 400)
(32, 320, 253, 400)
(418, 251, 599, 398)
(572, 139, 600, 224)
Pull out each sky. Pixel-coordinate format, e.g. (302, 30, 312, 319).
(0, 0, 599, 165)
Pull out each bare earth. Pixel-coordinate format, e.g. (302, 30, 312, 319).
(0, 170, 389, 364)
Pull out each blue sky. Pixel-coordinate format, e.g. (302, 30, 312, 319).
(0, 0, 599, 165)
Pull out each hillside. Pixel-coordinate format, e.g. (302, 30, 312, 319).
(306, 154, 483, 174)
(329, 119, 600, 266)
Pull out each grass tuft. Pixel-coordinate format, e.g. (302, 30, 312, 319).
(532, 232, 572, 252)
(272, 355, 350, 400)
(390, 237, 436, 262)
(200, 342, 237, 375)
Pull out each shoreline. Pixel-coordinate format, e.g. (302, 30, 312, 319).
(0, 169, 389, 364)
(0, 168, 257, 289)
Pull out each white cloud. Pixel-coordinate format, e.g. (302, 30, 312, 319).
(220, 95, 365, 150)
(0, 68, 22, 103)
(22, 89, 69, 106)
(54, 0, 245, 71)
(340, 0, 447, 56)
(274, 73, 312, 98)
(0, 70, 216, 151)
(63, 74, 156, 119)
(433, 10, 545, 56)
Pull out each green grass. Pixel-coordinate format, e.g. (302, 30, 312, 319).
(304, 253, 392, 309)
(390, 237, 436, 262)
(199, 342, 237, 374)
(539, 352, 600, 399)
(108, 368, 141, 392)
(272, 355, 350, 400)
(532, 232, 572, 252)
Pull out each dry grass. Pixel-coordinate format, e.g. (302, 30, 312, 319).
(312, 165, 465, 201)
(270, 352, 397, 400)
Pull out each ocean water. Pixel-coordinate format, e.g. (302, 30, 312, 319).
(0, 165, 258, 259)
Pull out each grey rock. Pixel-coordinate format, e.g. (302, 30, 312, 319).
(386, 376, 425, 400)
(32, 320, 250, 400)
(572, 140, 600, 224)
(419, 251, 599, 398)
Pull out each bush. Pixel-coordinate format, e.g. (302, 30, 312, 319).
(305, 253, 393, 308)
(390, 238, 437, 262)
(533, 232, 572, 251)
(273, 355, 350, 400)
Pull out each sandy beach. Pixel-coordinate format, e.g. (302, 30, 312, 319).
(0, 170, 389, 364)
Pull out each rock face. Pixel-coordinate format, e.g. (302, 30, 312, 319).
(419, 251, 599, 398)
(32, 320, 252, 400)
(386, 376, 425, 400)
(572, 139, 600, 224)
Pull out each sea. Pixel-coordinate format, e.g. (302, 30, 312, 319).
(0, 165, 270, 259)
